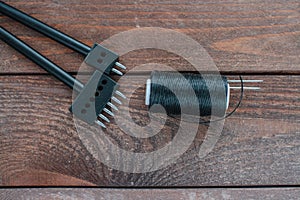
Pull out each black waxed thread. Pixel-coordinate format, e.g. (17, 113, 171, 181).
(149, 71, 228, 117)
(148, 71, 244, 124)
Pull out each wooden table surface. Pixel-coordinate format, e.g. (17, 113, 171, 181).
(0, 0, 300, 198)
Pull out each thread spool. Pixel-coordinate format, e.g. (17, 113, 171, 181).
(145, 71, 230, 117)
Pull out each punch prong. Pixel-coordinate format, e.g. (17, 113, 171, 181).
(115, 90, 126, 99)
(103, 108, 115, 117)
(115, 62, 127, 70)
(112, 68, 123, 76)
(95, 120, 107, 128)
(112, 96, 122, 105)
(99, 114, 110, 123)
(107, 102, 118, 111)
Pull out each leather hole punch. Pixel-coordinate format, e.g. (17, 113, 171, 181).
(0, 2, 127, 128)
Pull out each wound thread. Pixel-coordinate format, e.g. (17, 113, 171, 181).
(148, 71, 229, 117)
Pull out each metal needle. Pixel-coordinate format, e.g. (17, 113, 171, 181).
(228, 80, 263, 83)
(230, 86, 261, 90)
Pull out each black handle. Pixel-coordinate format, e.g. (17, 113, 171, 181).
(0, 26, 84, 92)
(0, 1, 91, 56)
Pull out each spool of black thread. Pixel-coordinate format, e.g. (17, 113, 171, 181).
(146, 71, 229, 117)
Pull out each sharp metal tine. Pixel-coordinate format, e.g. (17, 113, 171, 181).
(99, 114, 110, 123)
(95, 120, 107, 128)
(115, 62, 127, 70)
(115, 90, 126, 99)
(107, 102, 119, 111)
(103, 108, 114, 117)
(230, 86, 261, 90)
(228, 80, 263, 83)
(112, 68, 123, 76)
(112, 96, 122, 105)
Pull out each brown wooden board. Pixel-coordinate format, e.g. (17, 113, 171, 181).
(1, 0, 300, 193)
(0, 0, 299, 74)
(1, 188, 300, 200)
(0, 75, 299, 186)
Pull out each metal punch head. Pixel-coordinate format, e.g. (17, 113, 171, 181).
(84, 44, 127, 76)
(0, 4, 131, 129)
(70, 71, 126, 129)
(94, 90, 127, 128)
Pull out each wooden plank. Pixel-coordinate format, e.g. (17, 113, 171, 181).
(1, 188, 300, 200)
(0, 75, 299, 186)
(0, 0, 299, 74)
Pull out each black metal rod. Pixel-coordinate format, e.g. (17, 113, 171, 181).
(0, 1, 91, 56)
(0, 26, 84, 92)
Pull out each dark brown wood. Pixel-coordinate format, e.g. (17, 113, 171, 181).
(0, 75, 299, 186)
(0, 0, 299, 191)
(0, 0, 299, 74)
(1, 188, 300, 200)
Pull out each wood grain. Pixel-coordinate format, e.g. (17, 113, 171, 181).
(0, 74, 299, 186)
(0, 0, 299, 74)
(1, 188, 300, 200)
(1, 0, 300, 190)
